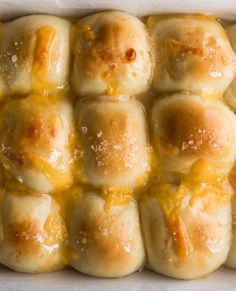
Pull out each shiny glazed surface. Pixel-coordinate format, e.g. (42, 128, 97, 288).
(0, 12, 235, 280)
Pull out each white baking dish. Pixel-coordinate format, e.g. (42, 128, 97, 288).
(1, 0, 236, 290)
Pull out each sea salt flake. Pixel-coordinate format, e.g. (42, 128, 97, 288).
(97, 131, 103, 137)
(113, 145, 122, 150)
(11, 55, 17, 63)
(81, 127, 88, 134)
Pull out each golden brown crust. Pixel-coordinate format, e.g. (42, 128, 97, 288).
(149, 14, 236, 95)
(151, 93, 236, 176)
(0, 93, 74, 193)
(0, 15, 70, 96)
(155, 97, 232, 157)
(71, 11, 152, 97)
(0, 12, 235, 279)
(77, 99, 148, 186)
(8, 220, 42, 257)
(141, 193, 232, 279)
(68, 192, 145, 277)
(0, 192, 64, 273)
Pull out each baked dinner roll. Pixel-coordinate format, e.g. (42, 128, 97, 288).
(71, 11, 152, 97)
(225, 24, 236, 110)
(141, 170, 232, 279)
(226, 165, 236, 269)
(0, 190, 65, 273)
(0, 92, 74, 193)
(76, 98, 148, 186)
(151, 93, 236, 180)
(0, 15, 70, 96)
(67, 191, 145, 277)
(226, 197, 236, 268)
(148, 15, 236, 96)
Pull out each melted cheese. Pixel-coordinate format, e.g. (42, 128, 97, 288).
(71, 11, 152, 97)
(0, 12, 234, 277)
(0, 91, 75, 193)
(150, 160, 232, 217)
(148, 14, 236, 96)
(146, 159, 233, 259)
(31, 26, 57, 91)
(0, 15, 70, 96)
(100, 186, 133, 210)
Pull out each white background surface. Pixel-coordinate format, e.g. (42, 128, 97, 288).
(0, 0, 235, 19)
(0, 0, 236, 290)
(1, 266, 236, 291)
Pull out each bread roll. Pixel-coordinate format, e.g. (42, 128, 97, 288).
(71, 11, 152, 97)
(0, 15, 70, 96)
(224, 24, 236, 110)
(226, 197, 236, 268)
(225, 165, 236, 269)
(141, 179, 232, 279)
(151, 93, 236, 181)
(149, 15, 236, 96)
(0, 190, 65, 273)
(144, 90, 235, 279)
(67, 191, 145, 277)
(76, 98, 148, 186)
(0, 93, 74, 193)
(0, 11, 234, 280)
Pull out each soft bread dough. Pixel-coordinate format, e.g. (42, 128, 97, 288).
(141, 191, 232, 279)
(226, 197, 236, 268)
(0, 15, 70, 96)
(0, 12, 234, 279)
(71, 11, 152, 97)
(76, 98, 148, 187)
(0, 93, 74, 193)
(67, 191, 145, 277)
(0, 191, 65, 273)
(151, 93, 236, 180)
(224, 24, 236, 110)
(149, 15, 236, 95)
